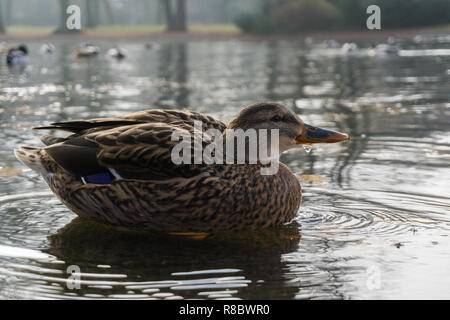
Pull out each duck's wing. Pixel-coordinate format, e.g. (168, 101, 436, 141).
(37, 109, 226, 136)
(39, 110, 227, 180)
(122, 109, 226, 132)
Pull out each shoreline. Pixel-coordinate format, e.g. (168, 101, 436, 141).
(0, 24, 448, 42)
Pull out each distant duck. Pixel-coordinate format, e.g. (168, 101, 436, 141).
(304, 37, 314, 46)
(370, 43, 400, 56)
(341, 42, 358, 53)
(6, 44, 29, 67)
(325, 39, 339, 48)
(107, 46, 126, 60)
(0, 41, 8, 54)
(75, 43, 100, 58)
(387, 36, 396, 45)
(144, 42, 159, 50)
(40, 43, 55, 55)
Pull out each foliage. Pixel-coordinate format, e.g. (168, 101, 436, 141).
(236, 0, 342, 34)
(327, 0, 365, 29)
(271, 0, 342, 33)
(236, 0, 450, 34)
(234, 12, 273, 34)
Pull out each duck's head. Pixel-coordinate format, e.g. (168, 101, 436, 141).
(228, 102, 348, 154)
(18, 44, 28, 55)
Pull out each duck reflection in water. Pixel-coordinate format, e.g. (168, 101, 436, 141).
(46, 218, 301, 299)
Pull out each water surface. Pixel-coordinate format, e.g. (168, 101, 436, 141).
(0, 35, 449, 299)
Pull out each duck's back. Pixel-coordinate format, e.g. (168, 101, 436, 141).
(33, 109, 226, 179)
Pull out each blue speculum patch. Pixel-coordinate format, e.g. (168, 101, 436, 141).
(83, 172, 113, 184)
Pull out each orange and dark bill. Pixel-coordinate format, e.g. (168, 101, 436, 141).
(296, 124, 349, 144)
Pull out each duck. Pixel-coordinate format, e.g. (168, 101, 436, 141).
(324, 39, 339, 49)
(144, 42, 159, 50)
(75, 43, 100, 58)
(0, 41, 8, 54)
(40, 43, 55, 55)
(6, 44, 29, 67)
(369, 43, 400, 56)
(341, 42, 358, 54)
(107, 46, 126, 60)
(14, 102, 348, 232)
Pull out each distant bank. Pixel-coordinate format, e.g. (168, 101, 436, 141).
(0, 24, 448, 42)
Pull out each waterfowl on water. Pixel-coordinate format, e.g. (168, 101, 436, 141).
(40, 43, 55, 55)
(324, 39, 339, 48)
(0, 41, 8, 54)
(107, 46, 126, 60)
(341, 42, 358, 54)
(75, 43, 100, 58)
(14, 102, 348, 232)
(369, 43, 400, 56)
(144, 42, 159, 50)
(6, 44, 29, 67)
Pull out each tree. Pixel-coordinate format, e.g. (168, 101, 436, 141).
(174, 0, 187, 31)
(86, 0, 100, 28)
(0, 2, 5, 34)
(161, 0, 175, 31)
(160, 0, 187, 32)
(102, 0, 115, 25)
(4, 0, 12, 27)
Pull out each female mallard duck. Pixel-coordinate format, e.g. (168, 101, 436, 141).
(15, 102, 348, 232)
(75, 43, 100, 58)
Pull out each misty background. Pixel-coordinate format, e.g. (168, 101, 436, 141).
(0, 0, 448, 35)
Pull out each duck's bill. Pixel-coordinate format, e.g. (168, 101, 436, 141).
(296, 124, 349, 144)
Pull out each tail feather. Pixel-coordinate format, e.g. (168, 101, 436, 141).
(14, 147, 48, 175)
(33, 119, 144, 134)
(40, 135, 66, 146)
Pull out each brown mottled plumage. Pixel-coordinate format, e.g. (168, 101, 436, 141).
(75, 43, 100, 58)
(14, 102, 348, 232)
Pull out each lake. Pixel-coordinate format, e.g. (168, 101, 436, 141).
(0, 34, 449, 299)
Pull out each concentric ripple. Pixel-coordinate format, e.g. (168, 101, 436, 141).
(0, 36, 449, 299)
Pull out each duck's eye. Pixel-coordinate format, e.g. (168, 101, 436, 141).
(271, 115, 282, 122)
